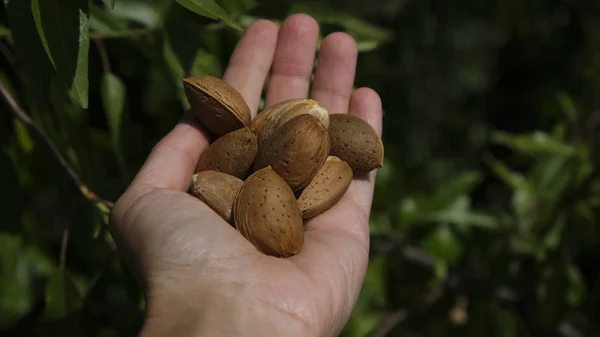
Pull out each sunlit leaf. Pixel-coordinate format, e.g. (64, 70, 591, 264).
(176, 0, 242, 31)
(42, 268, 83, 321)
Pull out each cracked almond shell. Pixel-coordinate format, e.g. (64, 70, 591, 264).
(253, 114, 330, 192)
(328, 114, 384, 174)
(233, 166, 304, 258)
(183, 75, 251, 137)
(196, 127, 258, 179)
(251, 98, 329, 146)
(191, 171, 243, 224)
(297, 156, 353, 219)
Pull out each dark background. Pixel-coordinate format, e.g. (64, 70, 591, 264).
(1, 0, 599, 336)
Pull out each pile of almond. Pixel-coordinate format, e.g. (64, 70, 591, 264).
(183, 75, 384, 258)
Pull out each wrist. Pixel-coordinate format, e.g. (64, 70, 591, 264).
(139, 281, 318, 337)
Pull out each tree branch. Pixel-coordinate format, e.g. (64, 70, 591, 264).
(0, 83, 114, 214)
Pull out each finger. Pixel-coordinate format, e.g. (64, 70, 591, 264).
(223, 19, 279, 116)
(290, 89, 383, 325)
(310, 32, 357, 114)
(264, 14, 319, 107)
(343, 87, 383, 213)
(131, 113, 210, 193)
(111, 112, 211, 229)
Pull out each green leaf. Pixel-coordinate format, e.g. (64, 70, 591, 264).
(566, 264, 585, 306)
(189, 48, 222, 77)
(290, 2, 392, 47)
(101, 0, 115, 10)
(111, 1, 163, 28)
(90, 3, 128, 37)
(421, 224, 463, 263)
(162, 33, 188, 109)
(484, 153, 536, 229)
(176, 0, 242, 31)
(42, 268, 83, 321)
(491, 130, 575, 157)
(219, 0, 257, 14)
(33, 0, 90, 108)
(557, 92, 578, 123)
(0, 233, 33, 325)
(6, 0, 54, 109)
(102, 73, 127, 173)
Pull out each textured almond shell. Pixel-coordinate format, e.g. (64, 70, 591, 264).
(328, 114, 384, 174)
(251, 98, 330, 145)
(297, 156, 353, 219)
(191, 171, 243, 224)
(233, 166, 304, 257)
(253, 114, 330, 192)
(196, 127, 258, 179)
(183, 75, 251, 137)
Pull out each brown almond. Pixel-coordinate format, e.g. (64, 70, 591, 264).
(233, 166, 304, 257)
(328, 114, 384, 174)
(253, 114, 330, 192)
(251, 98, 329, 145)
(191, 171, 243, 224)
(196, 127, 258, 179)
(297, 156, 353, 219)
(183, 75, 251, 137)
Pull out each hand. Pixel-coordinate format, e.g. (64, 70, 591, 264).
(109, 14, 382, 337)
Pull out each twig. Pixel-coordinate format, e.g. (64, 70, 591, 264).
(0, 83, 114, 213)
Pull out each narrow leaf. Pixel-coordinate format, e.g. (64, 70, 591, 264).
(42, 268, 82, 321)
(176, 0, 242, 31)
(101, 73, 126, 172)
(34, 0, 90, 108)
(162, 34, 188, 109)
(101, 0, 116, 10)
(6, 0, 54, 109)
(491, 130, 575, 156)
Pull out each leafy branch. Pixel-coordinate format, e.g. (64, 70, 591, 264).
(0, 83, 114, 215)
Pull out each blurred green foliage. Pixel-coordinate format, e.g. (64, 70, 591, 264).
(1, 0, 600, 336)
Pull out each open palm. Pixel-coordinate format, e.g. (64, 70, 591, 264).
(109, 14, 382, 337)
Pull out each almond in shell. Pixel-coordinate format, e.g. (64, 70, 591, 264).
(191, 171, 243, 224)
(183, 75, 251, 137)
(297, 156, 353, 219)
(233, 166, 304, 257)
(328, 114, 384, 174)
(253, 114, 330, 192)
(251, 98, 329, 145)
(196, 127, 258, 179)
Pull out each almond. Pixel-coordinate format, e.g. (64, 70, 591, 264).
(183, 75, 251, 137)
(233, 166, 304, 257)
(196, 127, 258, 179)
(297, 156, 353, 219)
(251, 98, 329, 145)
(328, 114, 384, 174)
(253, 114, 330, 192)
(191, 171, 243, 224)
